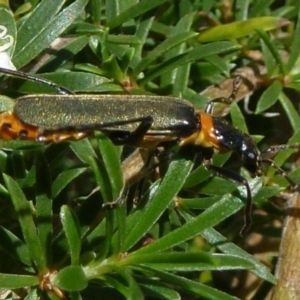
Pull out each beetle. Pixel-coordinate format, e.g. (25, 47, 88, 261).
(0, 67, 293, 235)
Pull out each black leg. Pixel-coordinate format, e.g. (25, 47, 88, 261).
(106, 116, 154, 145)
(41, 115, 154, 146)
(205, 163, 252, 236)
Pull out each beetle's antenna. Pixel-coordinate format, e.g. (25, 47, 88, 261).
(0, 67, 72, 95)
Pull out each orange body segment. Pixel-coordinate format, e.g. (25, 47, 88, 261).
(0, 111, 89, 142)
(178, 112, 220, 149)
(0, 112, 38, 140)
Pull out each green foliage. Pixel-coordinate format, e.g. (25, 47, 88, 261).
(0, 0, 300, 299)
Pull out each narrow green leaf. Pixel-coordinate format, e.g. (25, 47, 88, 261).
(107, 34, 141, 45)
(197, 177, 237, 195)
(130, 16, 154, 68)
(107, 0, 168, 29)
(15, 0, 66, 56)
(287, 81, 300, 92)
(90, 0, 102, 24)
(201, 228, 276, 283)
(3, 174, 46, 271)
(134, 31, 198, 75)
(118, 0, 141, 12)
(124, 252, 253, 271)
(35, 151, 53, 266)
(198, 17, 290, 42)
(17, 72, 111, 94)
(286, 5, 300, 72)
(0, 273, 39, 288)
(249, 0, 273, 18)
(13, 0, 88, 67)
(135, 267, 240, 300)
(102, 55, 124, 82)
(234, 0, 248, 20)
(133, 194, 243, 255)
(158, 13, 195, 89)
(97, 135, 123, 200)
(124, 158, 193, 251)
(141, 42, 239, 83)
(180, 196, 222, 210)
(289, 129, 300, 144)
(255, 80, 282, 114)
(260, 35, 276, 77)
(52, 167, 87, 199)
(257, 29, 285, 75)
(0, 226, 32, 266)
(1, 139, 43, 150)
(204, 55, 231, 76)
(70, 139, 97, 163)
(40, 35, 90, 70)
(119, 270, 144, 300)
(60, 206, 81, 266)
(183, 165, 213, 188)
(14, 2, 33, 17)
(279, 92, 300, 132)
(0, 95, 14, 111)
(139, 281, 180, 299)
(151, 20, 172, 36)
(105, 0, 119, 23)
(96, 134, 126, 252)
(80, 152, 111, 204)
(10, 151, 26, 179)
(230, 102, 248, 133)
(104, 267, 144, 299)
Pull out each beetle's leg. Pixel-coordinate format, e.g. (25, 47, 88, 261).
(40, 116, 154, 145)
(104, 116, 154, 145)
(205, 76, 242, 114)
(204, 162, 252, 236)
